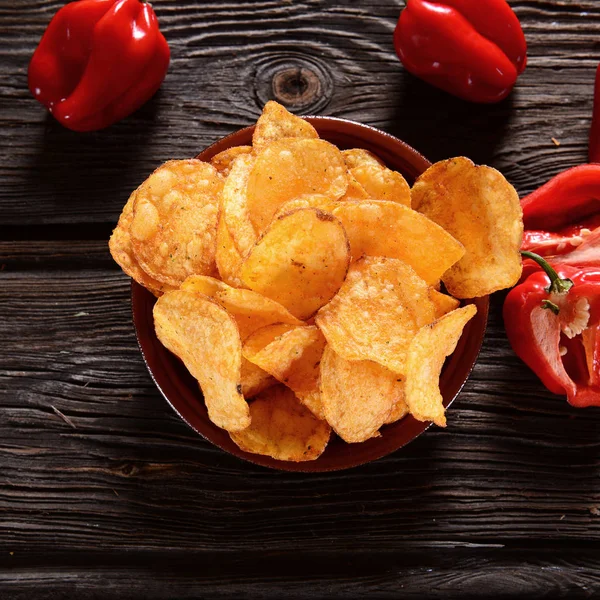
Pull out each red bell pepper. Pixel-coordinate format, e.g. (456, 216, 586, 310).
(393, 0, 527, 103)
(504, 252, 600, 408)
(589, 64, 600, 163)
(521, 165, 600, 231)
(29, 0, 169, 132)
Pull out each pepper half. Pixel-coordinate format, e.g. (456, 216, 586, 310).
(393, 0, 527, 103)
(29, 0, 170, 132)
(504, 252, 600, 408)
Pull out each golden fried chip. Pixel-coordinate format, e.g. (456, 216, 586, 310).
(240, 358, 276, 398)
(181, 275, 302, 340)
(405, 305, 477, 427)
(130, 160, 223, 287)
(316, 257, 435, 376)
(222, 153, 258, 255)
(340, 174, 370, 201)
(412, 157, 523, 298)
(230, 385, 331, 462)
(215, 213, 245, 287)
(252, 101, 318, 152)
(243, 325, 327, 420)
(242, 323, 299, 357)
(210, 145, 252, 177)
(109, 189, 174, 296)
(273, 194, 335, 219)
(342, 148, 385, 169)
(153, 291, 250, 432)
(385, 383, 409, 424)
(320, 346, 401, 442)
(429, 288, 461, 319)
(247, 139, 348, 233)
(332, 200, 465, 282)
(241, 208, 350, 319)
(351, 164, 411, 206)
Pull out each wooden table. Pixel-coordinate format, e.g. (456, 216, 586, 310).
(2, 1, 599, 597)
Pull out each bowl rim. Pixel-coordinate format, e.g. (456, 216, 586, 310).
(131, 115, 490, 472)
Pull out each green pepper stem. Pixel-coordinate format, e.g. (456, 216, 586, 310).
(521, 250, 574, 295)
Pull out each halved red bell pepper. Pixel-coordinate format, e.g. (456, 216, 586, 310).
(29, 0, 170, 132)
(504, 252, 600, 407)
(393, 0, 527, 103)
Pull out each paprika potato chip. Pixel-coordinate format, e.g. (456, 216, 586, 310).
(241, 208, 350, 320)
(412, 157, 523, 298)
(340, 174, 370, 201)
(429, 288, 461, 319)
(351, 164, 411, 206)
(247, 138, 348, 233)
(385, 383, 409, 424)
(320, 346, 401, 442)
(342, 148, 385, 169)
(109, 189, 173, 296)
(240, 358, 276, 398)
(316, 257, 435, 376)
(230, 385, 331, 462)
(242, 323, 299, 358)
(405, 304, 477, 427)
(210, 145, 252, 177)
(130, 160, 223, 288)
(273, 194, 335, 219)
(252, 101, 319, 152)
(243, 325, 327, 420)
(221, 153, 258, 256)
(181, 274, 302, 340)
(215, 213, 245, 287)
(153, 290, 250, 432)
(332, 200, 465, 282)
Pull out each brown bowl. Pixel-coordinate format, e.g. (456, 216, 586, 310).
(131, 116, 489, 472)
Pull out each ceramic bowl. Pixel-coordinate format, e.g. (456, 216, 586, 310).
(132, 116, 489, 472)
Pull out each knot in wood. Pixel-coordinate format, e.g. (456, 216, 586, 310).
(272, 67, 321, 109)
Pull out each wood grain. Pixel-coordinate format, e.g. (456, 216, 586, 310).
(2, 0, 600, 597)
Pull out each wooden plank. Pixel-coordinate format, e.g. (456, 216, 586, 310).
(0, 1, 599, 226)
(1, 547, 600, 599)
(0, 248, 599, 554)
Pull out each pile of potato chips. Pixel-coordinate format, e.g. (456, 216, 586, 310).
(110, 101, 523, 462)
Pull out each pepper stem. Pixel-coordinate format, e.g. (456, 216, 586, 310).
(521, 250, 574, 295)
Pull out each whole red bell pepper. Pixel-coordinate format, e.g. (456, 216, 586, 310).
(29, 0, 169, 132)
(504, 252, 600, 408)
(393, 0, 527, 103)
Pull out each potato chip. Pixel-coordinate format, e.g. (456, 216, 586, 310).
(429, 288, 461, 319)
(181, 274, 302, 340)
(315, 257, 435, 376)
(273, 194, 335, 219)
(221, 153, 258, 256)
(351, 164, 411, 206)
(247, 138, 348, 233)
(320, 346, 401, 442)
(252, 101, 318, 152)
(210, 145, 252, 177)
(109, 189, 174, 296)
(153, 290, 250, 432)
(130, 160, 223, 288)
(241, 208, 350, 319)
(332, 200, 465, 283)
(230, 385, 331, 461)
(339, 174, 370, 201)
(243, 325, 327, 420)
(342, 148, 385, 169)
(242, 323, 299, 357)
(240, 358, 276, 398)
(412, 157, 523, 298)
(404, 305, 477, 427)
(215, 212, 245, 287)
(385, 383, 409, 424)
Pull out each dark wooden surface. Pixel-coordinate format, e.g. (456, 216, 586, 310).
(1, 1, 600, 598)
